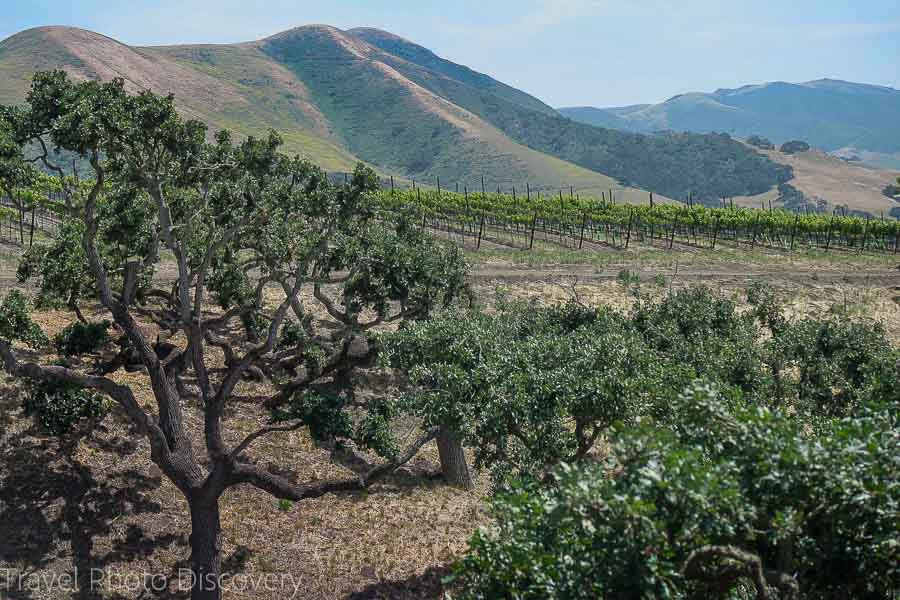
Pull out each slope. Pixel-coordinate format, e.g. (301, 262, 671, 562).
(256, 25, 631, 192)
(0, 27, 362, 171)
(561, 79, 900, 168)
(349, 28, 790, 203)
(738, 148, 900, 216)
(348, 27, 558, 117)
(0, 25, 788, 203)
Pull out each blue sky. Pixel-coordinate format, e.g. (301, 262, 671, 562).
(2, 0, 899, 107)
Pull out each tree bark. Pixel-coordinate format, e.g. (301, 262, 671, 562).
(437, 426, 473, 490)
(188, 497, 222, 600)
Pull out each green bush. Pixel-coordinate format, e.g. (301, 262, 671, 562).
(54, 320, 110, 356)
(780, 140, 811, 154)
(382, 300, 670, 484)
(385, 286, 898, 487)
(0, 290, 48, 348)
(632, 286, 770, 401)
(747, 135, 775, 150)
(23, 379, 108, 435)
(454, 383, 899, 599)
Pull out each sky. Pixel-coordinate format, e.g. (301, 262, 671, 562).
(2, 0, 899, 107)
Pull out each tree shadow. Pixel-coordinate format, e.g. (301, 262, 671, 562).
(0, 418, 173, 600)
(342, 565, 451, 600)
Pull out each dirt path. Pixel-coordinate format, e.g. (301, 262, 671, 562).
(470, 262, 900, 286)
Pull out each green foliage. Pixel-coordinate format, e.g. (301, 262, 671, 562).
(23, 379, 108, 435)
(382, 300, 667, 484)
(0, 290, 47, 348)
(54, 320, 110, 357)
(780, 140, 811, 154)
(16, 184, 157, 309)
(632, 286, 769, 402)
(616, 268, 641, 288)
(375, 184, 900, 253)
(341, 213, 469, 319)
(746, 135, 775, 150)
(883, 178, 900, 198)
(770, 317, 892, 416)
(277, 319, 307, 350)
(454, 383, 899, 599)
(386, 284, 897, 489)
(274, 390, 399, 459)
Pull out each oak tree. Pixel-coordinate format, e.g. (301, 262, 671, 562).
(0, 71, 467, 600)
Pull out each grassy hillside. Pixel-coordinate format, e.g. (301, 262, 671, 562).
(0, 25, 789, 202)
(0, 27, 88, 104)
(361, 31, 791, 203)
(735, 148, 900, 216)
(144, 42, 361, 171)
(0, 27, 361, 171)
(257, 26, 628, 192)
(348, 27, 558, 117)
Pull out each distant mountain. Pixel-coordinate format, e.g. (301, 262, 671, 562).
(560, 80, 900, 169)
(0, 25, 790, 202)
(542, 106, 635, 131)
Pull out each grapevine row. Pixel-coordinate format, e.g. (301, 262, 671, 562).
(374, 187, 900, 254)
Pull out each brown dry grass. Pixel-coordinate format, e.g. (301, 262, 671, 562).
(735, 148, 900, 215)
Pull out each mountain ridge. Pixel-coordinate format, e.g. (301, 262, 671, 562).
(0, 24, 790, 203)
(560, 79, 900, 169)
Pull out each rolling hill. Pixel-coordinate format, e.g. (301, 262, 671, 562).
(0, 25, 790, 202)
(732, 147, 900, 216)
(560, 79, 900, 170)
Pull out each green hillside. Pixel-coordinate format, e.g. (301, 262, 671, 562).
(0, 25, 791, 202)
(359, 30, 792, 202)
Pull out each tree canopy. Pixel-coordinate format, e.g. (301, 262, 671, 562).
(0, 70, 468, 600)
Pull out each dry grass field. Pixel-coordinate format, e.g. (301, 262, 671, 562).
(735, 148, 900, 215)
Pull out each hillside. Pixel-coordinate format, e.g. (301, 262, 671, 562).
(734, 147, 900, 216)
(560, 79, 900, 169)
(339, 29, 790, 202)
(0, 25, 789, 202)
(0, 26, 362, 171)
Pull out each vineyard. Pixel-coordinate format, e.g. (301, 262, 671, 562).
(375, 186, 900, 254)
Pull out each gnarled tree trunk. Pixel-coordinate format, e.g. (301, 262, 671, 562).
(188, 497, 223, 600)
(437, 426, 473, 490)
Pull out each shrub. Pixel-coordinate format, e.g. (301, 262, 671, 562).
(882, 180, 900, 199)
(780, 140, 811, 154)
(748, 284, 896, 416)
(747, 135, 775, 150)
(54, 320, 110, 356)
(382, 301, 669, 484)
(632, 286, 769, 401)
(454, 383, 899, 600)
(23, 379, 108, 435)
(0, 290, 48, 348)
(771, 317, 892, 416)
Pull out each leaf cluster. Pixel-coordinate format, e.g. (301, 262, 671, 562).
(455, 383, 899, 599)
